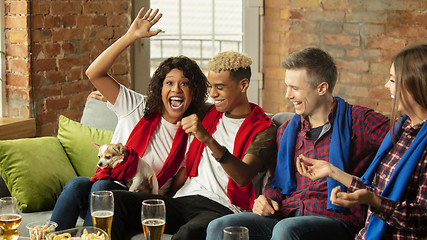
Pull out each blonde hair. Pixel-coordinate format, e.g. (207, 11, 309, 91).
(208, 51, 252, 72)
(208, 51, 253, 82)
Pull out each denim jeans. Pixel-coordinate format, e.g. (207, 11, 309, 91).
(50, 177, 126, 230)
(206, 212, 354, 240)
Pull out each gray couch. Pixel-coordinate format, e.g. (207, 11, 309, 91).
(0, 98, 294, 238)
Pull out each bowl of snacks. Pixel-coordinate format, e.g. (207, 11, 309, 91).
(26, 221, 58, 240)
(45, 226, 109, 240)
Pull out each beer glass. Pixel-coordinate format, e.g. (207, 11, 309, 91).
(223, 226, 249, 240)
(90, 191, 114, 237)
(141, 199, 166, 240)
(0, 197, 22, 239)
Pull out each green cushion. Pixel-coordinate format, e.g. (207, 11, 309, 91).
(57, 115, 114, 177)
(0, 137, 77, 212)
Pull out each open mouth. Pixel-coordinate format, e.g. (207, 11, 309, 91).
(169, 97, 184, 110)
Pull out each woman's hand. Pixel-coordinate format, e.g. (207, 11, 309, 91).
(330, 187, 381, 208)
(296, 154, 334, 181)
(252, 195, 280, 216)
(127, 8, 163, 40)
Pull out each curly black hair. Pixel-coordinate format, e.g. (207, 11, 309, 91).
(144, 56, 209, 119)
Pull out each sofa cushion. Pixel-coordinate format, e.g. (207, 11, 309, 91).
(0, 137, 77, 212)
(57, 115, 114, 177)
(80, 98, 118, 131)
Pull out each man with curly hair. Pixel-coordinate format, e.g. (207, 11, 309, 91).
(111, 49, 277, 239)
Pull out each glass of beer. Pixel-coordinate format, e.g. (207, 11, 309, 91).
(223, 226, 249, 240)
(90, 191, 114, 237)
(0, 197, 22, 239)
(141, 199, 166, 240)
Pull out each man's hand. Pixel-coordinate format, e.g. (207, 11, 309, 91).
(177, 114, 211, 143)
(252, 195, 279, 216)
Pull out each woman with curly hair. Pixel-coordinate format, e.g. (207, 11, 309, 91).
(51, 8, 208, 230)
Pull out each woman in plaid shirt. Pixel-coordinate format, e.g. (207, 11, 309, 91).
(298, 44, 427, 239)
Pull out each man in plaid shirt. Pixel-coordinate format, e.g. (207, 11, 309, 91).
(206, 48, 389, 240)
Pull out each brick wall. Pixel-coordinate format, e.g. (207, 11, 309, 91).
(262, 0, 427, 115)
(3, 0, 132, 136)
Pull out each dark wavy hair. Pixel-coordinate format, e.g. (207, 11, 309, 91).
(144, 56, 209, 119)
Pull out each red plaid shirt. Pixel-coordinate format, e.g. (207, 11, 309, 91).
(263, 101, 389, 233)
(351, 118, 427, 240)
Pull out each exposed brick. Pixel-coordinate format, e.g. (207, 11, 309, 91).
(76, 16, 92, 27)
(322, 22, 343, 34)
(291, 21, 318, 33)
(365, 37, 406, 50)
(291, 0, 319, 8)
(112, 63, 128, 75)
(5, 16, 27, 28)
(8, 58, 29, 74)
(45, 71, 66, 84)
(5, 44, 28, 58)
(32, 59, 57, 72)
(61, 15, 77, 28)
(45, 97, 69, 111)
(6, 74, 29, 87)
(31, 3, 50, 15)
(58, 55, 90, 70)
(343, 23, 361, 35)
(107, 15, 129, 27)
(52, 29, 84, 41)
(289, 32, 320, 46)
(8, 30, 29, 43)
(82, 2, 113, 14)
(325, 34, 360, 47)
(92, 16, 108, 26)
(335, 59, 369, 72)
(43, 16, 60, 29)
(31, 15, 44, 29)
(8, 1, 28, 15)
(31, 29, 52, 42)
(346, 48, 361, 58)
(62, 42, 76, 54)
(51, 2, 82, 15)
(43, 43, 61, 57)
(346, 11, 388, 24)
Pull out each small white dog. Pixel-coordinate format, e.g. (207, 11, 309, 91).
(92, 142, 159, 194)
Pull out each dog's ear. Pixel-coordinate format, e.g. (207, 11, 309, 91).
(91, 142, 101, 150)
(117, 143, 127, 154)
(113, 143, 126, 154)
(147, 174, 154, 190)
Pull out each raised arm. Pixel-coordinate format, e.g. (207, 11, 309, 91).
(85, 8, 162, 104)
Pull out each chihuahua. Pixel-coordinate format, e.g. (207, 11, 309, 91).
(92, 142, 159, 194)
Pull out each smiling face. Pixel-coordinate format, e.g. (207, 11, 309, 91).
(161, 68, 193, 123)
(207, 70, 248, 115)
(285, 69, 324, 117)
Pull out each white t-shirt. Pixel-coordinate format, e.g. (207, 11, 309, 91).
(108, 85, 182, 195)
(174, 114, 248, 213)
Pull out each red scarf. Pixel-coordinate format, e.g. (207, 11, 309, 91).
(90, 146, 139, 182)
(91, 112, 188, 188)
(185, 103, 271, 210)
